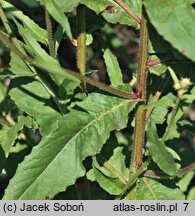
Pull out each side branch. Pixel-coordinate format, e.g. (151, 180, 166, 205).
(114, 0, 141, 25)
(0, 31, 141, 101)
(143, 162, 195, 179)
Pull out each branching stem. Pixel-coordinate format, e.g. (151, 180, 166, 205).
(131, 8, 148, 169)
(143, 162, 195, 179)
(0, 31, 141, 101)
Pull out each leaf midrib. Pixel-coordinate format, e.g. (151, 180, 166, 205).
(17, 99, 132, 199)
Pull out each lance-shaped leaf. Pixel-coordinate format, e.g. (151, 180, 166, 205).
(136, 178, 185, 200)
(3, 91, 137, 199)
(103, 48, 123, 87)
(147, 120, 177, 175)
(144, 0, 195, 62)
(1, 1, 47, 44)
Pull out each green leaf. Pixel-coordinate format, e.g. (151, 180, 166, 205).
(103, 147, 129, 181)
(14, 20, 77, 84)
(81, 0, 113, 14)
(176, 172, 194, 193)
(0, 115, 33, 157)
(54, 0, 81, 12)
(146, 93, 176, 109)
(3, 92, 137, 199)
(144, 0, 195, 61)
(54, 25, 64, 54)
(103, 48, 123, 86)
(102, 0, 141, 29)
(39, 0, 72, 39)
(148, 55, 168, 76)
(150, 106, 169, 124)
(1, 52, 34, 78)
(88, 147, 129, 185)
(136, 178, 185, 200)
(147, 120, 177, 175)
(9, 80, 62, 136)
(1, 1, 47, 44)
(0, 81, 7, 103)
(5, 142, 31, 178)
(92, 166, 124, 195)
(20, 0, 39, 7)
(164, 97, 194, 141)
(187, 187, 195, 200)
(81, 0, 141, 28)
(123, 185, 136, 200)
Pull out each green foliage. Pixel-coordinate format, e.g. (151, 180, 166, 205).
(0, 0, 194, 200)
(0, 115, 33, 157)
(103, 48, 123, 86)
(144, 0, 195, 61)
(1, 1, 47, 44)
(3, 92, 136, 199)
(147, 121, 177, 175)
(136, 178, 185, 200)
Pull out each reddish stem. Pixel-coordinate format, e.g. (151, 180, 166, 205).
(147, 55, 172, 67)
(114, 0, 141, 25)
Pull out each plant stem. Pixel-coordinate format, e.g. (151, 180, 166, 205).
(131, 8, 148, 168)
(45, 8, 56, 58)
(75, 6, 87, 198)
(114, 0, 141, 25)
(0, 31, 142, 101)
(77, 5, 86, 76)
(143, 162, 195, 179)
(119, 159, 150, 199)
(146, 55, 172, 67)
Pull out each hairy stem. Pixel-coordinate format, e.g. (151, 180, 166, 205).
(131, 8, 148, 168)
(143, 162, 195, 179)
(0, 31, 142, 101)
(77, 5, 86, 76)
(147, 55, 172, 67)
(119, 159, 150, 199)
(114, 0, 141, 25)
(45, 8, 56, 58)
